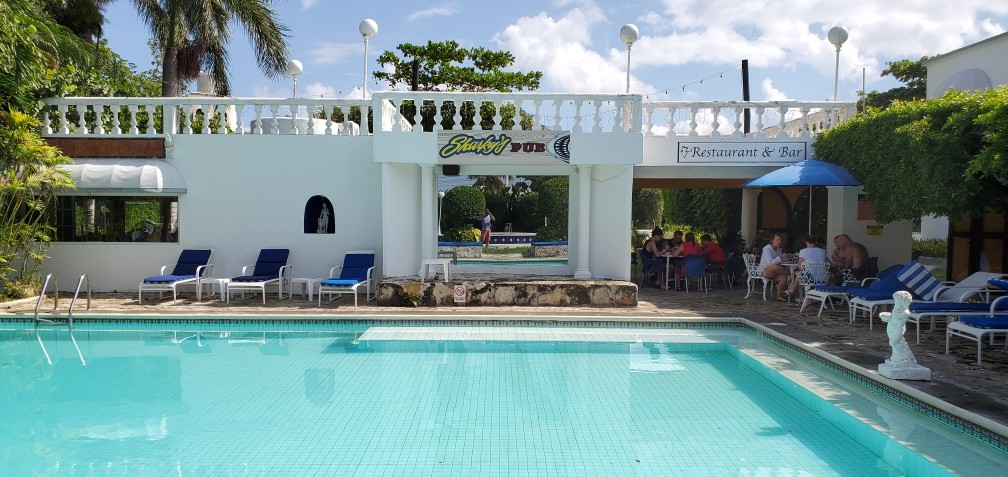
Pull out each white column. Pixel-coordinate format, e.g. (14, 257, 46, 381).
(573, 165, 593, 279)
(741, 188, 761, 249)
(420, 165, 435, 260)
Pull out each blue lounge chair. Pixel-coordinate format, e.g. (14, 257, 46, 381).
(318, 250, 376, 308)
(227, 249, 291, 304)
(138, 249, 213, 304)
(944, 281, 1008, 364)
(849, 262, 942, 330)
(906, 273, 1008, 343)
(801, 264, 903, 317)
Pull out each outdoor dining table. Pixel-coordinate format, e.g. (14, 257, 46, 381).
(662, 254, 684, 290)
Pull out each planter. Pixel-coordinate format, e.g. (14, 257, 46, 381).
(438, 242, 483, 258)
(531, 241, 568, 258)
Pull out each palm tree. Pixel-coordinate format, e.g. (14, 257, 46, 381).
(130, 0, 290, 96)
(471, 175, 506, 192)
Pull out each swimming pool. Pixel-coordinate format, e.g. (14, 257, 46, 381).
(2, 318, 1006, 475)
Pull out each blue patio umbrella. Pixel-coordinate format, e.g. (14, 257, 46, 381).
(742, 158, 861, 235)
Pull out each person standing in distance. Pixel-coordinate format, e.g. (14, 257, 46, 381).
(481, 208, 495, 247)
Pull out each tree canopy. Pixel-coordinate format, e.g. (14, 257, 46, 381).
(129, 0, 291, 96)
(374, 40, 542, 92)
(815, 87, 1008, 223)
(860, 57, 928, 111)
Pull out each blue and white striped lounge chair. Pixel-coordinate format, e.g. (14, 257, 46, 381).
(227, 248, 291, 304)
(318, 250, 375, 308)
(849, 261, 943, 330)
(138, 249, 213, 303)
(944, 280, 1008, 364)
(801, 264, 903, 317)
(906, 273, 1008, 343)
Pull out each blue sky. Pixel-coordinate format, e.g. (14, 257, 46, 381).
(100, 0, 1008, 101)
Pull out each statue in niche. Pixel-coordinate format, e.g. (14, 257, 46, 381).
(317, 203, 330, 233)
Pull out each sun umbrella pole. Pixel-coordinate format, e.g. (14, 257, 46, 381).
(809, 185, 813, 236)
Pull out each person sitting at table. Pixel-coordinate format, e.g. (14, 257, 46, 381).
(680, 232, 702, 257)
(641, 227, 670, 259)
(700, 234, 726, 269)
(830, 233, 869, 284)
(668, 230, 685, 249)
(785, 235, 829, 296)
(759, 232, 792, 302)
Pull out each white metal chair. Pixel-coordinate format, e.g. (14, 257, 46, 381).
(794, 260, 831, 310)
(743, 253, 773, 300)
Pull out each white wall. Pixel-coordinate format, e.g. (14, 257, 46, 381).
(381, 163, 422, 277)
(43, 135, 382, 292)
(588, 165, 634, 279)
(926, 33, 1008, 98)
(826, 187, 912, 271)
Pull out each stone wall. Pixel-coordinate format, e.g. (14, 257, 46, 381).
(531, 243, 568, 258)
(379, 279, 637, 307)
(438, 243, 483, 258)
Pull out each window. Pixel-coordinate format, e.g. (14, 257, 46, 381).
(49, 196, 179, 242)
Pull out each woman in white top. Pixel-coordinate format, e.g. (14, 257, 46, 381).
(759, 232, 792, 301)
(786, 236, 829, 295)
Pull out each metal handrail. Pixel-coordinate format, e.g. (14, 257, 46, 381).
(34, 274, 58, 325)
(67, 274, 92, 327)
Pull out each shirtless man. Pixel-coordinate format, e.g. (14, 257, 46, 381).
(831, 233, 870, 281)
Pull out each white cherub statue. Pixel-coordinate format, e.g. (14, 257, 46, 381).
(879, 290, 917, 367)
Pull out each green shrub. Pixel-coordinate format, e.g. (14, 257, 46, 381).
(632, 188, 663, 228)
(536, 177, 568, 240)
(913, 238, 947, 258)
(631, 229, 648, 251)
(534, 225, 567, 242)
(442, 186, 485, 229)
(444, 225, 481, 243)
(511, 191, 540, 231)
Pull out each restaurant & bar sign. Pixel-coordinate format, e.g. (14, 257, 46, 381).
(676, 141, 807, 164)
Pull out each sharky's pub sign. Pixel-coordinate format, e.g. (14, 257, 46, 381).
(437, 130, 570, 164)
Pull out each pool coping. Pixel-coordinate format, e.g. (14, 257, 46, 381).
(6, 312, 1008, 453)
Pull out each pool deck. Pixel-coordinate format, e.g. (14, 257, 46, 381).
(3, 282, 1007, 431)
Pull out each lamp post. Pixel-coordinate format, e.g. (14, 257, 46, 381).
(437, 190, 445, 236)
(359, 19, 379, 99)
(620, 24, 639, 94)
(286, 59, 303, 98)
(828, 26, 848, 101)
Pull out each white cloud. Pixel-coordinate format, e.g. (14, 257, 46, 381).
(306, 42, 360, 65)
(494, 7, 656, 93)
(408, 4, 459, 21)
(303, 82, 336, 98)
(251, 85, 290, 98)
(299, 0, 318, 10)
(760, 79, 791, 101)
(620, 0, 1008, 85)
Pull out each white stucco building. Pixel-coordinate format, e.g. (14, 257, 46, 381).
(38, 93, 905, 293)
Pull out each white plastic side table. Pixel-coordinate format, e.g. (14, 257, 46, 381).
(212, 278, 231, 303)
(289, 277, 321, 301)
(420, 259, 451, 282)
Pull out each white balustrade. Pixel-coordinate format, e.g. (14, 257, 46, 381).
(39, 96, 853, 138)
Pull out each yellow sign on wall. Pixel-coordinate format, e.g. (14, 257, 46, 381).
(866, 225, 884, 236)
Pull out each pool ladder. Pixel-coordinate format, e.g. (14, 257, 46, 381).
(34, 273, 91, 328)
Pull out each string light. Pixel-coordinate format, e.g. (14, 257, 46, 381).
(643, 64, 741, 100)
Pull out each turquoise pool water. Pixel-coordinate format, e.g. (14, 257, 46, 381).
(1, 321, 1005, 476)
